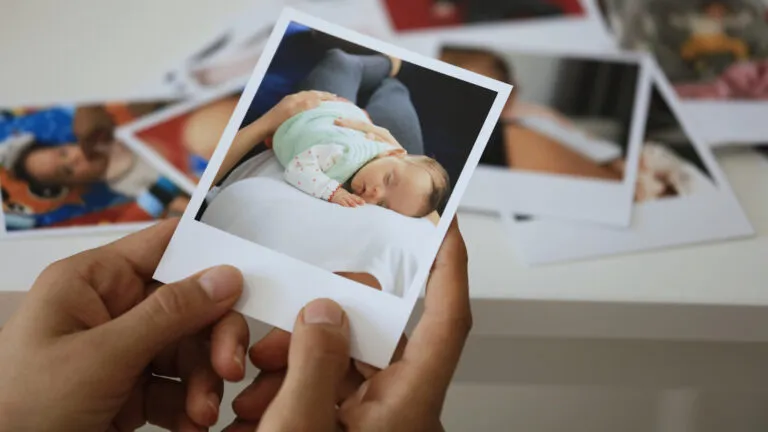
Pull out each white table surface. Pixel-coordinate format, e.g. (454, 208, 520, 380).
(1, 0, 767, 342)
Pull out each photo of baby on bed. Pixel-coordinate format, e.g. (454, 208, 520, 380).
(196, 22, 499, 297)
(0, 102, 190, 234)
(599, 0, 768, 100)
(440, 46, 640, 183)
(382, 0, 586, 32)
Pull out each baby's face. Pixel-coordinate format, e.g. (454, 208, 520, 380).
(25, 144, 108, 186)
(350, 155, 433, 217)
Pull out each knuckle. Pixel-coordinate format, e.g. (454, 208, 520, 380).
(149, 284, 193, 319)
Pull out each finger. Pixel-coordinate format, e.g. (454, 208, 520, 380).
(403, 217, 471, 384)
(234, 368, 363, 421)
(249, 328, 290, 371)
(92, 265, 243, 374)
(311, 90, 337, 101)
(177, 338, 222, 427)
(211, 311, 249, 382)
(102, 218, 180, 281)
(354, 360, 379, 380)
(223, 418, 259, 432)
(259, 299, 350, 432)
(144, 375, 204, 432)
(354, 333, 406, 379)
(232, 372, 285, 421)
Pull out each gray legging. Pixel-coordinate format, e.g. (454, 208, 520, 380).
(297, 48, 425, 155)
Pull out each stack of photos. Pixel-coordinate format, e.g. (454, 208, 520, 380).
(3, 0, 759, 365)
(508, 66, 753, 264)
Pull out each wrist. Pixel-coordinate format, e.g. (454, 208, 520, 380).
(328, 184, 343, 202)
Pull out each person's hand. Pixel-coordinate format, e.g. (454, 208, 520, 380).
(334, 117, 404, 151)
(73, 105, 116, 159)
(262, 90, 339, 134)
(330, 187, 366, 207)
(0, 219, 251, 431)
(227, 218, 471, 431)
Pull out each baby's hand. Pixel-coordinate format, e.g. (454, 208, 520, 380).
(330, 188, 365, 207)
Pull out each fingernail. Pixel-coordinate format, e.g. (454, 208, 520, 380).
(233, 345, 245, 372)
(303, 299, 343, 326)
(199, 266, 242, 302)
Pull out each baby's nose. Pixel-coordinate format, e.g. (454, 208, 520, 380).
(369, 185, 383, 199)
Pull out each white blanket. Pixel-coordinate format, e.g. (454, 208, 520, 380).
(202, 151, 437, 297)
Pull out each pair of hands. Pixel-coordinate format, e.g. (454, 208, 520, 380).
(0, 217, 471, 431)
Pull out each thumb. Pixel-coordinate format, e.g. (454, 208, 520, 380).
(94, 265, 243, 370)
(259, 299, 350, 432)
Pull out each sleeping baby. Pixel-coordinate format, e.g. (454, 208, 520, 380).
(270, 99, 449, 218)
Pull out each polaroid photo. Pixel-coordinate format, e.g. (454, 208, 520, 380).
(439, 43, 653, 226)
(162, 0, 396, 96)
(0, 101, 191, 238)
(598, 0, 768, 145)
(152, 8, 511, 367)
(116, 80, 248, 195)
(508, 63, 755, 265)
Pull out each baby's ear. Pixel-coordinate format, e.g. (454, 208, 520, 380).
(385, 148, 407, 157)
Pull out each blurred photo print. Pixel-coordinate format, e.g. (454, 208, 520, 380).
(117, 83, 246, 194)
(598, 0, 768, 143)
(0, 101, 190, 238)
(382, 0, 588, 32)
(509, 66, 754, 265)
(153, 9, 510, 367)
(445, 44, 652, 225)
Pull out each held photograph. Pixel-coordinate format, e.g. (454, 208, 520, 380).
(445, 44, 651, 226)
(153, 9, 510, 367)
(510, 67, 753, 265)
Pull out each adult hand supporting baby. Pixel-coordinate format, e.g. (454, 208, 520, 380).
(334, 117, 404, 150)
(0, 219, 249, 431)
(262, 90, 340, 133)
(227, 218, 472, 432)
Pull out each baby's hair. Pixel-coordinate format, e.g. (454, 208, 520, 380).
(12, 143, 65, 198)
(405, 155, 451, 218)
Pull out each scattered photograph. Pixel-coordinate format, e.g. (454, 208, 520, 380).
(153, 10, 509, 367)
(441, 44, 651, 226)
(0, 101, 190, 237)
(161, 0, 395, 96)
(382, 0, 587, 32)
(509, 69, 753, 265)
(117, 85, 244, 192)
(600, 0, 768, 101)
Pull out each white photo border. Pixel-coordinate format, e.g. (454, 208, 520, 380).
(509, 63, 755, 265)
(116, 78, 251, 196)
(453, 44, 653, 227)
(152, 8, 512, 368)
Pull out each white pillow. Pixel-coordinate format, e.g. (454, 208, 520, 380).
(202, 154, 437, 297)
